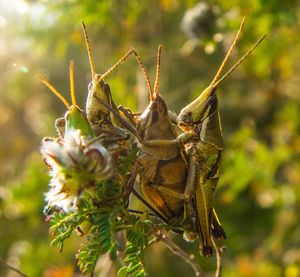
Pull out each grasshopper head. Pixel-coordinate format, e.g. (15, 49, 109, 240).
(86, 73, 111, 115)
(65, 106, 92, 137)
(177, 85, 217, 131)
(177, 18, 266, 132)
(86, 74, 110, 106)
(82, 22, 112, 124)
(39, 61, 93, 138)
(137, 45, 171, 138)
(139, 93, 168, 130)
(89, 74, 111, 95)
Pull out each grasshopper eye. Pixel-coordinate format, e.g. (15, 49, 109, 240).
(206, 95, 216, 106)
(88, 81, 93, 92)
(181, 112, 192, 124)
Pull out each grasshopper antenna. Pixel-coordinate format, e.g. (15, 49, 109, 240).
(213, 34, 266, 88)
(154, 45, 162, 98)
(210, 16, 246, 87)
(38, 75, 71, 110)
(130, 48, 154, 101)
(81, 22, 153, 101)
(81, 21, 96, 80)
(97, 47, 154, 101)
(69, 60, 76, 107)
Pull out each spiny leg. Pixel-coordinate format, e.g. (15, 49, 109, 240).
(82, 21, 152, 101)
(123, 162, 139, 206)
(93, 95, 140, 140)
(192, 196, 213, 257)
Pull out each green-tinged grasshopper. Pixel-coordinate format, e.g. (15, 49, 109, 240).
(39, 61, 116, 210)
(175, 19, 266, 256)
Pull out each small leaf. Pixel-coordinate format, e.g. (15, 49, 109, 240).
(126, 262, 142, 274)
(117, 266, 128, 277)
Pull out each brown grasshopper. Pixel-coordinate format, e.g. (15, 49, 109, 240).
(131, 46, 189, 222)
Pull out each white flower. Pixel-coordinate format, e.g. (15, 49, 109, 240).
(41, 129, 113, 211)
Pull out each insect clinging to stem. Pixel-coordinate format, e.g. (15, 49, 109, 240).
(177, 18, 266, 256)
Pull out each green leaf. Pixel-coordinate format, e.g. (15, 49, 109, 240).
(118, 266, 128, 277)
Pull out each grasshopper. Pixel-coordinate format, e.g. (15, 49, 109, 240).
(175, 19, 266, 256)
(130, 46, 189, 222)
(39, 61, 115, 210)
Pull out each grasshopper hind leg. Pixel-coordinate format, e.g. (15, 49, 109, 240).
(193, 197, 214, 257)
(212, 208, 226, 240)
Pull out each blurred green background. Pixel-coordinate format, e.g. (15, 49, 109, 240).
(0, 0, 299, 276)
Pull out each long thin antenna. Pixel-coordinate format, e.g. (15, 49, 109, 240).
(38, 75, 71, 110)
(210, 16, 246, 86)
(92, 45, 153, 100)
(81, 21, 95, 80)
(69, 60, 76, 107)
(131, 48, 154, 101)
(154, 45, 162, 97)
(98, 48, 153, 100)
(213, 34, 266, 88)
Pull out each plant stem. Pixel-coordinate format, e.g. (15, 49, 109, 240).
(154, 230, 206, 277)
(212, 239, 226, 277)
(0, 258, 29, 277)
